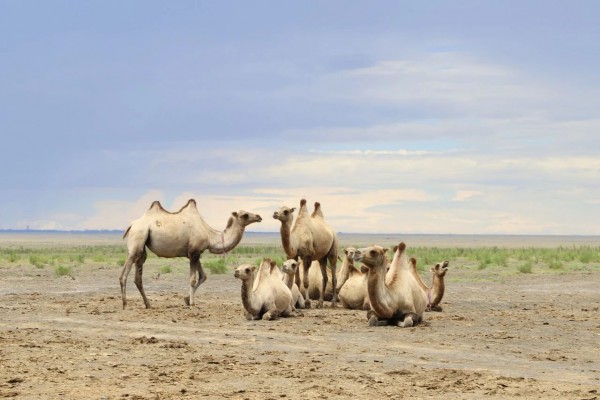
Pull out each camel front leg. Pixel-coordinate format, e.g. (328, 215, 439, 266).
(185, 254, 207, 306)
(133, 250, 150, 309)
(302, 256, 312, 309)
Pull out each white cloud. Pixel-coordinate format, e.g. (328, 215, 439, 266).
(452, 190, 482, 202)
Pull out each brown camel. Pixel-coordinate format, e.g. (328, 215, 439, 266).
(354, 242, 427, 327)
(409, 258, 449, 311)
(273, 199, 338, 308)
(120, 199, 262, 309)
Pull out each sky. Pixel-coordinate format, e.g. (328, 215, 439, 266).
(1, 1, 599, 235)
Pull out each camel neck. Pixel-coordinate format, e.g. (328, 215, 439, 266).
(366, 265, 394, 319)
(208, 222, 244, 254)
(282, 273, 294, 290)
(336, 258, 354, 290)
(241, 278, 258, 314)
(280, 223, 296, 258)
(429, 275, 445, 307)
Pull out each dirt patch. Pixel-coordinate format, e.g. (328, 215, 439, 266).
(0, 260, 599, 399)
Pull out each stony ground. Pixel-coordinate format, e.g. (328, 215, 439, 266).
(0, 242, 599, 399)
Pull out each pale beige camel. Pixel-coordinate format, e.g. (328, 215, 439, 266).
(120, 199, 262, 309)
(354, 242, 428, 327)
(272, 199, 338, 308)
(338, 249, 370, 310)
(281, 259, 306, 309)
(409, 258, 449, 311)
(234, 259, 294, 320)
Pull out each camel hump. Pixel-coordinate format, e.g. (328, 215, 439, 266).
(397, 242, 406, 253)
(300, 199, 307, 207)
(410, 257, 417, 266)
(149, 200, 165, 211)
(311, 201, 324, 218)
(180, 199, 197, 211)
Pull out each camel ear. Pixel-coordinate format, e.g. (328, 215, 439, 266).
(251, 266, 256, 272)
(270, 260, 277, 268)
(383, 247, 389, 254)
(291, 207, 296, 212)
(344, 248, 348, 255)
(232, 211, 238, 217)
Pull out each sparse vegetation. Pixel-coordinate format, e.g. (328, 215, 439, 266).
(55, 265, 73, 277)
(160, 265, 172, 274)
(0, 239, 598, 281)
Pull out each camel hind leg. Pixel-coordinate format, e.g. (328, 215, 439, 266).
(317, 259, 329, 308)
(120, 247, 148, 309)
(326, 241, 339, 307)
(301, 256, 313, 309)
(133, 249, 151, 309)
(119, 257, 134, 309)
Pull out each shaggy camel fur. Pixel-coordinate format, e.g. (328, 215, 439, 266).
(273, 199, 338, 308)
(281, 259, 306, 309)
(234, 259, 294, 320)
(409, 258, 449, 311)
(355, 242, 428, 327)
(120, 199, 262, 309)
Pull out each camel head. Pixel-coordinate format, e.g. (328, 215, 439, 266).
(272, 206, 296, 224)
(234, 264, 256, 281)
(344, 247, 359, 263)
(230, 210, 263, 228)
(282, 259, 299, 276)
(431, 260, 449, 277)
(353, 245, 389, 270)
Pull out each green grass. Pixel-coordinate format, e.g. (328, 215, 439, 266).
(0, 242, 598, 280)
(54, 265, 73, 277)
(160, 265, 172, 274)
(204, 258, 228, 274)
(517, 261, 533, 274)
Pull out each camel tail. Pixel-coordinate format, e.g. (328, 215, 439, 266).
(123, 225, 132, 239)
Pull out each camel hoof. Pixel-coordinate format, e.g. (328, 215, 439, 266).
(184, 296, 190, 306)
(368, 315, 379, 326)
(304, 300, 312, 309)
(400, 316, 414, 328)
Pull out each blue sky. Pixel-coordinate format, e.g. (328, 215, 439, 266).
(1, 1, 599, 234)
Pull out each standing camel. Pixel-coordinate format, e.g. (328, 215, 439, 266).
(120, 199, 262, 309)
(273, 199, 339, 308)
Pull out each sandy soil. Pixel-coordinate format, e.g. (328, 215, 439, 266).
(1, 241, 599, 399)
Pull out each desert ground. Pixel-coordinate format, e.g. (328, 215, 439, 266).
(0, 233, 599, 399)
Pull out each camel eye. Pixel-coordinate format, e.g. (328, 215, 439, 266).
(245, 268, 250, 273)
(242, 213, 249, 219)
(370, 250, 377, 257)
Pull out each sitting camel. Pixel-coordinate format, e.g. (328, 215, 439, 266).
(354, 242, 427, 327)
(273, 199, 339, 308)
(281, 259, 306, 309)
(120, 199, 262, 309)
(234, 258, 294, 320)
(337, 248, 371, 310)
(409, 258, 449, 311)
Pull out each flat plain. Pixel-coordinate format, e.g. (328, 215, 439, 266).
(0, 232, 599, 399)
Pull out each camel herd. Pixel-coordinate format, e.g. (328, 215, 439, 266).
(120, 198, 449, 327)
